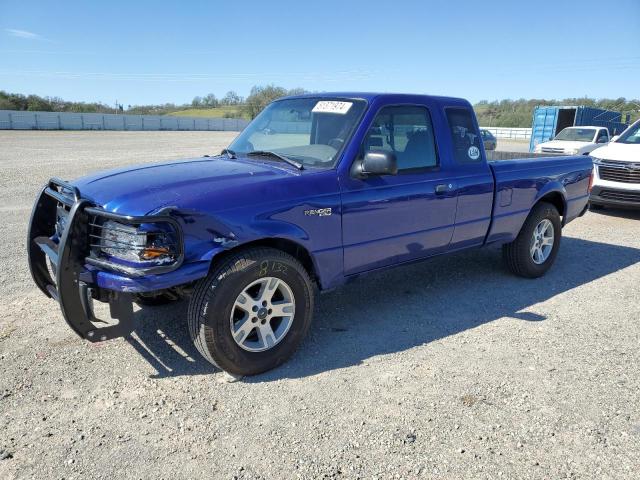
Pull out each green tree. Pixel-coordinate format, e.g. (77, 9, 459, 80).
(243, 85, 307, 119)
(203, 93, 219, 108)
(26, 95, 52, 111)
(243, 85, 287, 119)
(221, 90, 242, 105)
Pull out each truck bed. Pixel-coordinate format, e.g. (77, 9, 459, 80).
(486, 155, 593, 245)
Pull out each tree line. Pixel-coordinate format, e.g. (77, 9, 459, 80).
(2, 88, 638, 126)
(475, 98, 640, 128)
(0, 86, 305, 119)
(0, 89, 248, 117)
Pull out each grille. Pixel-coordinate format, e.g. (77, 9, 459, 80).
(541, 147, 565, 154)
(598, 163, 640, 184)
(599, 190, 640, 203)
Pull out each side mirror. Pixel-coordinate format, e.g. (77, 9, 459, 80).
(611, 135, 619, 142)
(360, 150, 397, 176)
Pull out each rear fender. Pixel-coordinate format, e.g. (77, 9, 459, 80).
(486, 182, 567, 245)
(533, 182, 568, 224)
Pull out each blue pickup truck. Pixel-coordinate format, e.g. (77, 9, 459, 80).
(28, 93, 592, 375)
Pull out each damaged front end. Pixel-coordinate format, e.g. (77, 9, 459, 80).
(27, 178, 185, 342)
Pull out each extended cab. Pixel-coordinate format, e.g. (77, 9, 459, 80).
(533, 126, 610, 155)
(589, 119, 640, 209)
(28, 93, 593, 375)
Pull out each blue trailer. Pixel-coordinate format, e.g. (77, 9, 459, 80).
(529, 105, 629, 152)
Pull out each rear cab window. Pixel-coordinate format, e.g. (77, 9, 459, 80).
(445, 107, 483, 163)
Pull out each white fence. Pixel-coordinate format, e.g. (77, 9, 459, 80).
(0, 110, 249, 131)
(480, 127, 532, 140)
(0, 110, 529, 139)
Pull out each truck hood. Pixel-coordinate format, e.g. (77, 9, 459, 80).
(591, 142, 640, 162)
(72, 156, 301, 215)
(537, 140, 593, 152)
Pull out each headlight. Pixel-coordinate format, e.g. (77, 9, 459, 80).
(567, 148, 580, 155)
(98, 220, 178, 264)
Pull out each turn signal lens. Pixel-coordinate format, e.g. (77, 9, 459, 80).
(141, 246, 170, 260)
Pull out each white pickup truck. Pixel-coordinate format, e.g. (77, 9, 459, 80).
(533, 126, 610, 155)
(589, 119, 640, 210)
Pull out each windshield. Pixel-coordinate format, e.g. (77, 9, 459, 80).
(554, 128, 597, 142)
(617, 122, 640, 144)
(228, 97, 367, 168)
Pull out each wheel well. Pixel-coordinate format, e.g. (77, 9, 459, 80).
(537, 192, 565, 219)
(209, 238, 317, 283)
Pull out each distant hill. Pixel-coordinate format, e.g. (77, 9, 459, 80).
(2, 89, 638, 128)
(166, 107, 245, 119)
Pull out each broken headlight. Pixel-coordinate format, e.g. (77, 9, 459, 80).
(97, 220, 179, 265)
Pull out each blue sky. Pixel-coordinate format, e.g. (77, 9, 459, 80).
(1, 0, 638, 106)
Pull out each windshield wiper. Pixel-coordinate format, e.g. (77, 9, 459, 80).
(246, 150, 304, 170)
(221, 148, 237, 159)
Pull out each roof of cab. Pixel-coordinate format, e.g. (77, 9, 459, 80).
(280, 91, 471, 106)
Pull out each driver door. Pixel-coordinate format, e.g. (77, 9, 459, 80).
(340, 104, 459, 275)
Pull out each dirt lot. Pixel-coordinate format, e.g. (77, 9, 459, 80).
(1, 131, 639, 480)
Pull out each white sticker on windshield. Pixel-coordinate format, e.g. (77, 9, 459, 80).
(468, 146, 480, 160)
(312, 101, 353, 115)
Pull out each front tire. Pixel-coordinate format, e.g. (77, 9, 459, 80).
(188, 248, 315, 376)
(503, 202, 561, 278)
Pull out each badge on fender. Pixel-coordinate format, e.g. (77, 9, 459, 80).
(304, 207, 332, 217)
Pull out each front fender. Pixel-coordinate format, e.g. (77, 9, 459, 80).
(192, 210, 344, 290)
(197, 218, 311, 262)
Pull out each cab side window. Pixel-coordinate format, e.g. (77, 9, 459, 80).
(363, 106, 438, 172)
(445, 107, 483, 163)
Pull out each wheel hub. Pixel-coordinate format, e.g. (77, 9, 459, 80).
(530, 219, 554, 265)
(229, 276, 296, 352)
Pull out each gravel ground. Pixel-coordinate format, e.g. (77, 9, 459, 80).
(1, 131, 639, 480)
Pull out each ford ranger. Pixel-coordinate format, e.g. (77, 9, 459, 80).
(28, 93, 593, 375)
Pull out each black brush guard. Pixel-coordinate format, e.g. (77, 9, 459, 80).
(27, 178, 183, 342)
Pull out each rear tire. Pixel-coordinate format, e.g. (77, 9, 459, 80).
(503, 202, 561, 278)
(188, 247, 315, 376)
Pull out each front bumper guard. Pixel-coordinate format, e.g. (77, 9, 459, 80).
(27, 178, 182, 342)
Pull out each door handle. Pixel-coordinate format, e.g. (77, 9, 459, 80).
(435, 183, 454, 194)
